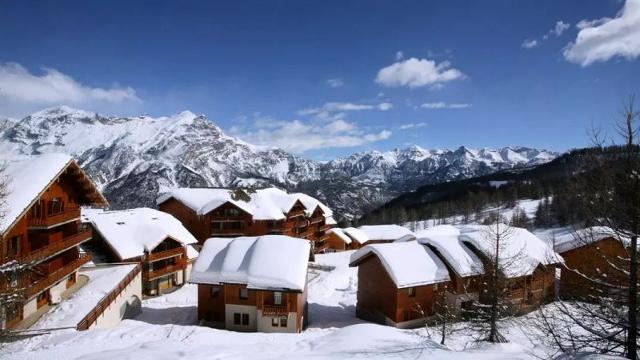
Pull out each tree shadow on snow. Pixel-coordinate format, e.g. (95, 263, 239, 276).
(133, 306, 198, 326)
(307, 303, 365, 329)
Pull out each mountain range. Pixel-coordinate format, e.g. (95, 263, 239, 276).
(0, 106, 558, 221)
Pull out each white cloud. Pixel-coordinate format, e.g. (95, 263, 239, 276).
(420, 102, 471, 109)
(544, 21, 571, 39)
(395, 51, 404, 61)
(0, 62, 138, 104)
(564, 0, 640, 66)
(229, 116, 392, 153)
(375, 58, 465, 89)
(326, 78, 344, 88)
(522, 20, 571, 49)
(298, 101, 393, 116)
(398, 122, 427, 130)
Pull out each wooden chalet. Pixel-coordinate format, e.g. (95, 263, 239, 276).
(349, 241, 451, 329)
(83, 208, 198, 296)
(458, 225, 561, 314)
(157, 188, 335, 254)
(553, 227, 630, 300)
(0, 154, 108, 330)
(190, 235, 310, 333)
(416, 225, 485, 314)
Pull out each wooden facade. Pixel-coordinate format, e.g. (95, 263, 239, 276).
(558, 237, 629, 300)
(89, 232, 190, 296)
(159, 194, 332, 253)
(0, 159, 107, 330)
(197, 283, 308, 333)
(353, 255, 450, 328)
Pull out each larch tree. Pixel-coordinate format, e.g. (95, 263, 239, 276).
(467, 215, 521, 343)
(537, 97, 640, 359)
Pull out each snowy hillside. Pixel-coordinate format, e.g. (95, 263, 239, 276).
(0, 106, 558, 219)
(1, 251, 559, 359)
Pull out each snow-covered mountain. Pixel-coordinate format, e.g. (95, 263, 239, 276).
(0, 106, 558, 220)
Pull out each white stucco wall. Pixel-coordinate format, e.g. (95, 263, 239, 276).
(89, 270, 142, 329)
(22, 297, 38, 319)
(256, 311, 298, 333)
(225, 304, 257, 332)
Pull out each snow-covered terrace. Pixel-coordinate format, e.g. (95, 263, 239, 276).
(30, 264, 138, 330)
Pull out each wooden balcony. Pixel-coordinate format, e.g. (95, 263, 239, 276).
(147, 247, 184, 262)
(287, 210, 305, 218)
(28, 208, 81, 229)
(309, 217, 324, 225)
(144, 259, 187, 281)
(76, 264, 142, 331)
(26, 253, 92, 299)
(22, 229, 92, 264)
(262, 304, 290, 316)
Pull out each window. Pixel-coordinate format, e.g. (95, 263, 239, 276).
(274, 291, 282, 305)
(280, 316, 287, 327)
(47, 197, 64, 216)
(7, 236, 20, 257)
(242, 313, 249, 326)
(272, 317, 279, 327)
(407, 287, 416, 297)
(239, 288, 248, 299)
(211, 286, 220, 298)
(233, 313, 241, 325)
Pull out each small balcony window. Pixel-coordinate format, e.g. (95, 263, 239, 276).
(239, 288, 248, 299)
(280, 316, 287, 327)
(407, 287, 416, 297)
(274, 291, 282, 305)
(211, 286, 220, 298)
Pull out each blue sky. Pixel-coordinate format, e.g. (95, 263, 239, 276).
(1, 0, 639, 160)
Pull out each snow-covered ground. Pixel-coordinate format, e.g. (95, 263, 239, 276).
(2, 251, 557, 359)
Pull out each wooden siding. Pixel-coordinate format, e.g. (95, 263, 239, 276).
(559, 237, 629, 299)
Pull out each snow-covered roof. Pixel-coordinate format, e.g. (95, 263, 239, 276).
(459, 224, 562, 278)
(190, 235, 310, 291)
(552, 226, 630, 254)
(84, 208, 198, 261)
(0, 153, 107, 236)
(343, 227, 369, 244)
(327, 228, 352, 244)
(358, 225, 414, 241)
(157, 187, 333, 220)
(414, 224, 460, 238)
(417, 233, 484, 277)
(349, 241, 450, 288)
(325, 216, 337, 226)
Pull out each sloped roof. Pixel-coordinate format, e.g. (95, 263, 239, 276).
(327, 228, 352, 244)
(0, 153, 107, 236)
(459, 224, 563, 278)
(349, 241, 450, 288)
(343, 227, 369, 244)
(417, 233, 485, 277)
(359, 225, 414, 241)
(552, 226, 630, 254)
(156, 187, 333, 220)
(84, 207, 197, 261)
(190, 235, 310, 291)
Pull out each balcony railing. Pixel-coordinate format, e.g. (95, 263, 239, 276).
(287, 210, 305, 218)
(76, 264, 142, 331)
(143, 259, 187, 281)
(147, 247, 184, 262)
(26, 253, 92, 299)
(28, 208, 81, 228)
(22, 229, 92, 264)
(262, 304, 290, 316)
